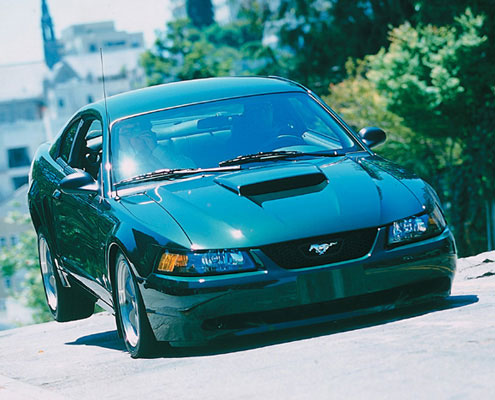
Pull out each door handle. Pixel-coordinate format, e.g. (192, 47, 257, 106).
(52, 189, 61, 200)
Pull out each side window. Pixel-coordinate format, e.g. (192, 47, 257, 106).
(58, 120, 83, 163)
(63, 117, 103, 178)
(83, 120, 103, 179)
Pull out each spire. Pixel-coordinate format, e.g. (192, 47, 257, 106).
(41, 0, 61, 69)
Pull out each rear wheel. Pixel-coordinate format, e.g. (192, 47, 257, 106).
(115, 251, 156, 358)
(38, 231, 95, 322)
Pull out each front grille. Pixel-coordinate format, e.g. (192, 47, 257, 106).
(261, 227, 378, 269)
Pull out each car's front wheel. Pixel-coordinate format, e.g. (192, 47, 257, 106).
(38, 231, 95, 322)
(115, 251, 156, 358)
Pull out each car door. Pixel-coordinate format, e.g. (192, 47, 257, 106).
(52, 113, 112, 304)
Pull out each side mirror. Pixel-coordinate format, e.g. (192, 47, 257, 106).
(358, 127, 386, 148)
(60, 170, 98, 195)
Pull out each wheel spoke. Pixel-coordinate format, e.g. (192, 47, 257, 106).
(125, 277, 135, 300)
(129, 307, 137, 327)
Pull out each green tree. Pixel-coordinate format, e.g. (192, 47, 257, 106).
(140, 19, 239, 84)
(140, 2, 278, 85)
(324, 60, 451, 186)
(0, 213, 51, 323)
(273, 0, 416, 93)
(365, 9, 494, 255)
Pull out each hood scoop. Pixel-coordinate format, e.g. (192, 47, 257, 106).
(214, 164, 327, 197)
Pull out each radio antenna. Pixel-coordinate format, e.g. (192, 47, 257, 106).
(99, 48, 111, 129)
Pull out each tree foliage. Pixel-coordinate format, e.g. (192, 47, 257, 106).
(140, 1, 278, 85)
(367, 10, 488, 137)
(324, 60, 450, 186)
(364, 8, 494, 255)
(0, 213, 52, 323)
(273, 0, 417, 93)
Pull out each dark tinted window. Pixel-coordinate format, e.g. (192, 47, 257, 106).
(12, 175, 28, 189)
(8, 147, 30, 168)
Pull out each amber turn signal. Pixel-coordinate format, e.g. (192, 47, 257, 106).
(157, 252, 188, 272)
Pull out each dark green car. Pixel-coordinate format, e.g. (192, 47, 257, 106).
(28, 77, 456, 357)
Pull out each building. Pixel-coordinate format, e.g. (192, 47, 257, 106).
(0, 62, 49, 202)
(44, 22, 146, 134)
(61, 21, 144, 55)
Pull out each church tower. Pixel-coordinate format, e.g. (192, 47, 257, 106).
(41, 0, 61, 69)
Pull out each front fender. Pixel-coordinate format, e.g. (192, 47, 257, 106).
(105, 195, 192, 281)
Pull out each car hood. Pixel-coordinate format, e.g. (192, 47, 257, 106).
(121, 156, 427, 249)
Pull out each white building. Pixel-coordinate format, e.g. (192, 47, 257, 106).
(0, 62, 49, 202)
(45, 47, 146, 135)
(61, 21, 144, 55)
(45, 21, 146, 135)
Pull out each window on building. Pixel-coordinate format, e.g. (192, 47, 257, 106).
(0, 237, 6, 248)
(4, 277, 11, 289)
(89, 44, 97, 52)
(25, 108, 35, 120)
(87, 95, 94, 103)
(12, 176, 28, 189)
(105, 40, 126, 47)
(58, 98, 65, 109)
(10, 235, 19, 246)
(7, 147, 30, 168)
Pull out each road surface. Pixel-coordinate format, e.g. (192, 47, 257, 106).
(0, 252, 494, 400)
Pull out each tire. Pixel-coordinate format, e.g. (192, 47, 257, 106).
(114, 251, 157, 358)
(38, 231, 95, 322)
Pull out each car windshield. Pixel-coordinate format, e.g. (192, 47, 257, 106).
(110, 92, 361, 184)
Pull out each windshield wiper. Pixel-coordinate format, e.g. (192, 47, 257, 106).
(219, 150, 346, 167)
(115, 166, 241, 187)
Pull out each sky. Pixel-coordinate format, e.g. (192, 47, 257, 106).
(0, 0, 176, 65)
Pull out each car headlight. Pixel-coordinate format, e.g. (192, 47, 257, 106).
(156, 249, 257, 275)
(387, 205, 446, 247)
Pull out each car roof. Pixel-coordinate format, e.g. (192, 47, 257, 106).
(82, 76, 308, 125)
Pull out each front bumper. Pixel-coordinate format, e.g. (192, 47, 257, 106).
(140, 227, 456, 345)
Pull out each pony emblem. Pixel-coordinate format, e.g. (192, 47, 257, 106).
(309, 242, 339, 256)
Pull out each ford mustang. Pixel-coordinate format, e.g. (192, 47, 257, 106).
(28, 77, 457, 357)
